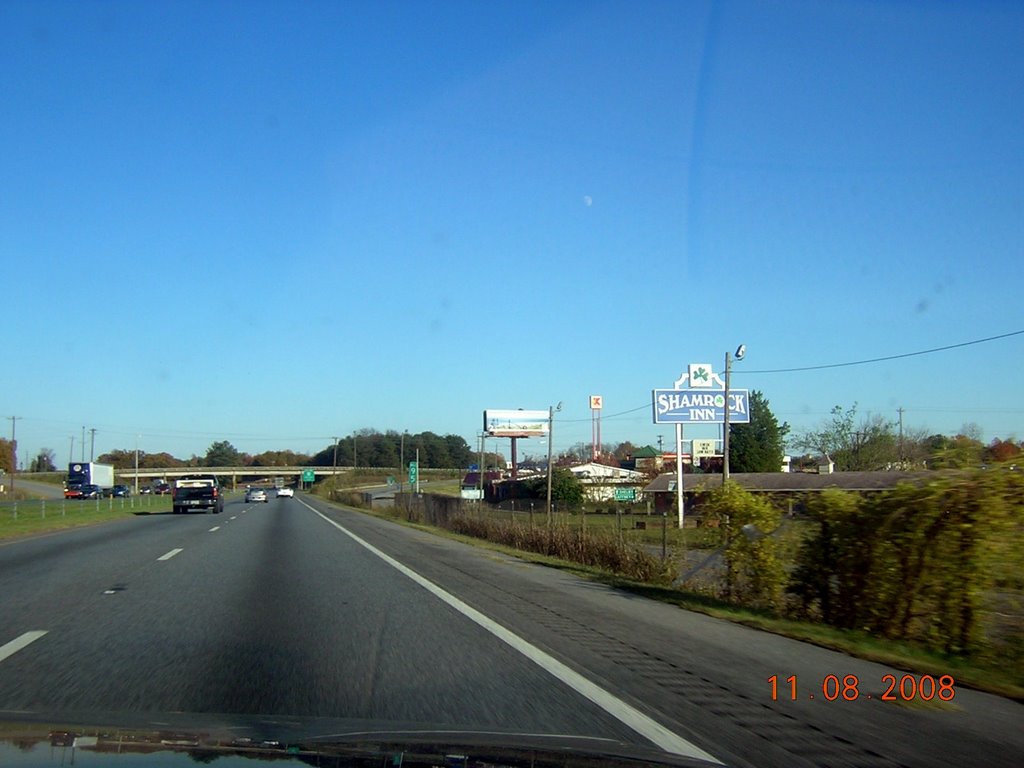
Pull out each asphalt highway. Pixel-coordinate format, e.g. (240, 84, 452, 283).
(0, 493, 1020, 767)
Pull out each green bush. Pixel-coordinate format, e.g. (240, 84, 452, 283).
(788, 469, 1023, 663)
(699, 482, 785, 610)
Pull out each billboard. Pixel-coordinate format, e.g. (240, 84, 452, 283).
(484, 409, 549, 437)
(651, 389, 751, 424)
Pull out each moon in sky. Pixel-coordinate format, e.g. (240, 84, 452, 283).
(583, 195, 593, 207)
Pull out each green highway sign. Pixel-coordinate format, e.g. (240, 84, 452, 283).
(408, 461, 418, 485)
(302, 469, 315, 482)
(614, 487, 636, 502)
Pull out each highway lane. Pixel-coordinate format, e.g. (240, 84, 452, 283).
(3, 477, 65, 499)
(0, 493, 1021, 767)
(0, 495, 687, 759)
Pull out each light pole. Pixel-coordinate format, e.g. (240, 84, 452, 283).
(399, 430, 408, 492)
(332, 436, 339, 480)
(545, 402, 562, 525)
(8, 416, 21, 496)
(723, 344, 746, 484)
(353, 432, 357, 470)
(134, 435, 140, 495)
(477, 431, 485, 498)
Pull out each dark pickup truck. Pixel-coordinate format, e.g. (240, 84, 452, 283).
(172, 475, 224, 514)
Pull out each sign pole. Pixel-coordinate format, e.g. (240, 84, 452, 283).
(676, 423, 684, 529)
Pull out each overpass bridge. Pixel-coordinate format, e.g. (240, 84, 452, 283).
(118, 466, 353, 488)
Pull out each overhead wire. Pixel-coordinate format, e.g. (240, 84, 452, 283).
(560, 329, 1024, 422)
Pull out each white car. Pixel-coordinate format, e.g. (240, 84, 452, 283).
(245, 487, 268, 503)
(276, 487, 294, 498)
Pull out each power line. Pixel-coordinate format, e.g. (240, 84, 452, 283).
(742, 329, 1024, 374)
(563, 329, 1024, 423)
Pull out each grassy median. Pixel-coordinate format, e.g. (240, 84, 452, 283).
(0, 495, 173, 541)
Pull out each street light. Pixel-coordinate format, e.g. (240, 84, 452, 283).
(545, 402, 563, 524)
(723, 344, 746, 483)
(400, 430, 407, 492)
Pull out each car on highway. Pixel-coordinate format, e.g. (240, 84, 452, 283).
(63, 481, 83, 499)
(245, 487, 268, 503)
(111, 484, 131, 497)
(275, 486, 294, 498)
(79, 484, 103, 500)
(152, 482, 171, 495)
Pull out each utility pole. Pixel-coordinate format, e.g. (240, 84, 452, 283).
(545, 402, 562, 524)
(897, 407, 905, 465)
(723, 352, 732, 483)
(81, 426, 85, 461)
(8, 416, 21, 496)
(722, 344, 746, 484)
(89, 428, 97, 461)
(477, 432, 485, 498)
(134, 435, 140, 495)
(353, 433, 357, 469)
(332, 436, 339, 479)
(69, 435, 75, 467)
(400, 431, 407, 492)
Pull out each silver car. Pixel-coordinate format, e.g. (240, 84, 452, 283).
(245, 487, 268, 503)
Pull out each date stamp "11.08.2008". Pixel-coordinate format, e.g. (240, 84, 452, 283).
(768, 674, 957, 702)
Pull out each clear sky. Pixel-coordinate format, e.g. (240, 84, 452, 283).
(3, 0, 1022, 467)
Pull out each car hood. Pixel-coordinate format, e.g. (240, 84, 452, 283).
(0, 712, 721, 768)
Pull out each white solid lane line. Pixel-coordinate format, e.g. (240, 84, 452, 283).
(0, 631, 48, 665)
(209, 526, 220, 532)
(157, 548, 183, 561)
(299, 498, 721, 764)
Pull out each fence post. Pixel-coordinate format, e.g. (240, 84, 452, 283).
(41, 500, 45, 519)
(616, 507, 622, 545)
(661, 509, 667, 563)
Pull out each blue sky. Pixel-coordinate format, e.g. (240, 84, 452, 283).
(3, 0, 1022, 467)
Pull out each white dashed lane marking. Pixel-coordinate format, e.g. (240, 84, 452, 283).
(0, 631, 48, 665)
(157, 548, 183, 561)
(208, 526, 220, 532)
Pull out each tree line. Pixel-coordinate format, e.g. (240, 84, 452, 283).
(90, 430, 482, 470)
(12, 395, 1021, 477)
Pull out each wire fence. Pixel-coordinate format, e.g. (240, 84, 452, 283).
(0, 492, 171, 520)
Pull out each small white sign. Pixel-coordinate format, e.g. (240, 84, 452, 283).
(692, 439, 716, 458)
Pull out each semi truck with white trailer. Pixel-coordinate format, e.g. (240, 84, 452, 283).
(65, 462, 116, 498)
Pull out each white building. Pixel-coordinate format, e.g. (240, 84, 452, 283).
(567, 462, 647, 502)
